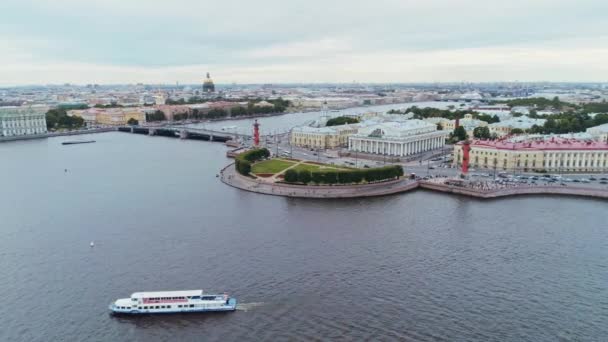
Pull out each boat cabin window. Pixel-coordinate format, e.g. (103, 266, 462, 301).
(201, 296, 216, 300)
(192, 296, 201, 299)
(189, 304, 194, 308)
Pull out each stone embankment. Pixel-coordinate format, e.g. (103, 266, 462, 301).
(418, 182, 608, 200)
(221, 163, 608, 200)
(220, 163, 419, 198)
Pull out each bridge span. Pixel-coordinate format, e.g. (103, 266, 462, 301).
(117, 125, 248, 143)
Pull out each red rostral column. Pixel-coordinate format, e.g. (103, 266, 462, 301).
(461, 140, 471, 175)
(253, 119, 260, 147)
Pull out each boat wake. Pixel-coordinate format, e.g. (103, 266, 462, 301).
(235, 302, 264, 312)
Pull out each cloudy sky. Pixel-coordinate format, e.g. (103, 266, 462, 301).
(1, 0, 608, 85)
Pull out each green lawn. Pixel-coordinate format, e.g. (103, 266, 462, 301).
(251, 159, 295, 174)
(291, 163, 345, 173)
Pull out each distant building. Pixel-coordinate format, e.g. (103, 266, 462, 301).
(425, 113, 488, 136)
(254, 100, 274, 108)
(348, 120, 448, 157)
(290, 124, 358, 149)
(488, 116, 546, 136)
(0, 106, 48, 137)
(154, 93, 166, 105)
(69, 108, 146, 126)
(203, 72, 215, 93)
(453, 136, 608, 173)
(587, 123, 608, 142)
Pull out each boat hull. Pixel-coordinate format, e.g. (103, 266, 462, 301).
(62, 140, 96, 145)
(109, 298, 237, 315)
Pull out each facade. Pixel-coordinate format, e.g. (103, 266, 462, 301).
(68, 108, 102, 126)
(453, 136, 608, 173)
(348, 120, 449, 157)
(488, 116, 546, 136)
(290, 124, 358, 149)
(70, 108, 146, 126)
(0, 106, 48, 137)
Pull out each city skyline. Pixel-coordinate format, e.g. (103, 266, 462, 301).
(2, 0, 608, 86)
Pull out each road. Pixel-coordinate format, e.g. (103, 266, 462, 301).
(245, 133, 608, 189)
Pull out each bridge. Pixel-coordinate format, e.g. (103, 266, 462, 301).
(117, 125, 251, 143)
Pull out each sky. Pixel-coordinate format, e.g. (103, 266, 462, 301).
(1, 0, 608, 85)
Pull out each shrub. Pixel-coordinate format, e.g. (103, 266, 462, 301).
(284, 169, 298, 183)
(298, 170, 312, 184)
(235, 148, 269, 175)
(283, 165, 403, 185)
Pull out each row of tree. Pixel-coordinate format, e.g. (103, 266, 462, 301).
(169, 99, 291, 122)
(325, 116, 360, 126)
(45, 109, 85, 130)
(495, 96, 573, 111)
(145, 110, 166, 122)
(235, 148, 271, 176)
(283, 165, 404, 185)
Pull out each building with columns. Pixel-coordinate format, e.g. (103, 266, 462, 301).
(291, 124, 359, 149)
(0, 106, 48, 137)
(348, 120, 449, 157)
(453, 136, 608, 173)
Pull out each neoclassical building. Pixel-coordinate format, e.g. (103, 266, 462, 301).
(453, 136, 608, 173)
(0, 106, 48, 137)
(488, 116, 546, 136)
(291, 124, 358, 149)
(348, 120, 449, 157)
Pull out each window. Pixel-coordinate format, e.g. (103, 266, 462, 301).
(178, 305, 182, 308)
(155, 306, 160, 309)
(190, 304, 194, 308)
(138, 307, 142, 310)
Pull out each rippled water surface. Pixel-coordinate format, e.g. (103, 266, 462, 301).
(1, 132, 607, 341)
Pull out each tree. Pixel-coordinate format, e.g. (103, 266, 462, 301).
(311, 171, 324, 184)
(127, 118, 139, 125)
(436, 123, 443, 130)
(510, 128, 525, 135)
(326, 116, 359, 126)
(146, 110, 166, 122)
(324, 171, 338, 184)
(452, 126, 468, 142)
(45, 108, 85, 130)
(298, 170, 312, 184)
(284, 169, 298, 183)
(473, 126, 491, 139)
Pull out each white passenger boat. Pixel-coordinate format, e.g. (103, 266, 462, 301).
(109, 290, 237, 315)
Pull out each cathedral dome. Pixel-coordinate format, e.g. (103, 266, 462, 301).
(202, 72, 215, 93)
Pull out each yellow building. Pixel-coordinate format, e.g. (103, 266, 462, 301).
(70, 108, 146, 126)
(453, 137, 608, 173)
(290, 125, 358, 149)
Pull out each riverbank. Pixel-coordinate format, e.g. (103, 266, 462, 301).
(0, 127, 116, 142)
(220, 163, 419, 198)
(220, 163, 608, 200)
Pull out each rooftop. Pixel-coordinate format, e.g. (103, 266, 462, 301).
(131, 290, 203, 298)
(463, 136, 608, 151)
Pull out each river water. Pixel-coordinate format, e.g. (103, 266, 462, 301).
(1, 131, 607, 342)
(189, 101, 457, 135)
